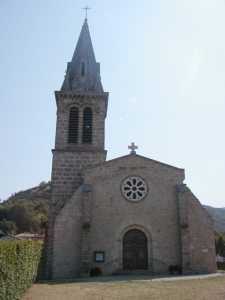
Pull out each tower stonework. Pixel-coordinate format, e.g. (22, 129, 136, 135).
(51, 92, 108, 206)
(47, 18, 108, 278)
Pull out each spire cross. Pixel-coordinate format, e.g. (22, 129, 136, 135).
(128, 142, 138, 155)
(83, 6, 91, 19)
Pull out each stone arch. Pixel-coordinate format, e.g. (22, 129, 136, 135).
(117, 224, 153, 272)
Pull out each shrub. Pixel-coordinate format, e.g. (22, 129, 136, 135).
(0, 240, 42, 300)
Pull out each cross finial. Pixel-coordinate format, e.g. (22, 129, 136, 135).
(83, 6, 91, 20)
(128, 142, 138, 155)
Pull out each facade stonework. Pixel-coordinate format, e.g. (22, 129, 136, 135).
(46, 18, 216, 279)
(177, 185, 216, 274)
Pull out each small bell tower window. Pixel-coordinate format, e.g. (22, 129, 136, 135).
(68, 107, 79, 144)
(82, 107, 93, 144)
(81, 62, 86, 77)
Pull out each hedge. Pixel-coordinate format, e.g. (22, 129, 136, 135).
(0, 240, 42, 300)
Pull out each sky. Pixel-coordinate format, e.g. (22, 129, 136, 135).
(0, 0, 225, 207)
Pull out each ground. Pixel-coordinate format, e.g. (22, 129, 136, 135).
(23, 274, 225, 300)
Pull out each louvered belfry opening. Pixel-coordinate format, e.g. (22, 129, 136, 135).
(82, 107, 93, 144)
(68, 107, 79, 144)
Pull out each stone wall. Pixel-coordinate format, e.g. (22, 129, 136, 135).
(46, 90, 108, 278)
(52, 188, 83, 278)
(80, 154, 185, 275)
(51, 155, 216, 279)
(178, 186, 217, 274)
(51, 150, 106, 205)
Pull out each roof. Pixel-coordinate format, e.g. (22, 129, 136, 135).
(83, 153, 184, 176)
(61, 18, 103, 93)
(15, 232, 44, 240)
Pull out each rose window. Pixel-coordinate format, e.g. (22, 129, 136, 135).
(121, 176, 148, 202)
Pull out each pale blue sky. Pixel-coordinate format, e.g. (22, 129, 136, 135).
(0, 0, 225, 207)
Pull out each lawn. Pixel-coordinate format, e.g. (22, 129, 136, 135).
(23, 275, 225, 300)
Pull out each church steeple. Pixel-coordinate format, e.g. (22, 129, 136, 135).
(61, 18, 103, 93)
(48, 15, 108, 279)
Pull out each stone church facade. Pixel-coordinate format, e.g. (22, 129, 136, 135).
(46, 18, 216, 279)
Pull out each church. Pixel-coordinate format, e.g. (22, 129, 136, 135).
(46, 17, 216, 279)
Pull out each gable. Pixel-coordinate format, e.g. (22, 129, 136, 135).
(82, 154, 185, 184)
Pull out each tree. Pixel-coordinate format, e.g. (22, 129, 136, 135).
(0, 219, 17, 234)
(216, 235, 225, 257)
(8, 204, 35, 233)
(0, 206, 9, 219)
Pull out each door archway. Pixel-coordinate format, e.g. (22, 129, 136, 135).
(123, 229, 148, 270)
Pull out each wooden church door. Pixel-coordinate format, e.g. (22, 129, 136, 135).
(123, 229, 148, 270)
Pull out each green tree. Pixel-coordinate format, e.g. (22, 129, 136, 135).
(0, 218, 17, 234)
(0, 205, 9, 219)
(216, 235, 225, 257)
(8, 204, 34, 233)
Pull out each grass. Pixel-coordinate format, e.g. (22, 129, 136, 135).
(23, 275, 225, 300)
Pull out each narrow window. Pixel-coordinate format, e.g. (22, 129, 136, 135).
(82, 107, 93, 144)
(68, 107, 79, 144)
(81, 62, 85, 77)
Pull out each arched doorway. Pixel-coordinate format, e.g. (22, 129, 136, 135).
(123, 229, 148, 270)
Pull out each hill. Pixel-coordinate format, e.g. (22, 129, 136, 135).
(5, 181, 51, 204)
(0, 182, 51, 234)
(204, 205, 225, 234)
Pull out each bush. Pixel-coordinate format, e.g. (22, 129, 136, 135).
(0, 240, 42, 300)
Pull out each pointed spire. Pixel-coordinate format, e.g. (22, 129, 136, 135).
(61, 18, 103, 93)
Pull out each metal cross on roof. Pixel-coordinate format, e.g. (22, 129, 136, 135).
(128, 142, 138, 155)
(83, 6, 91, 20)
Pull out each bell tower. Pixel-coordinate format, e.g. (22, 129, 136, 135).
(46, 18, 108, 278)
(51, 18, 108, 210)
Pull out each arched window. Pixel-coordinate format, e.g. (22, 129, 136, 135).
(82, 107, 93, 144)
(68, 107, 79, 144)
(81, 62, 85, 77)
